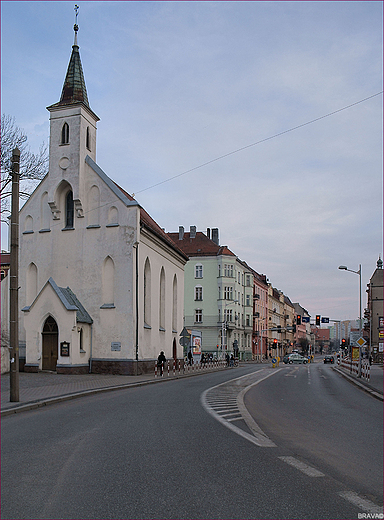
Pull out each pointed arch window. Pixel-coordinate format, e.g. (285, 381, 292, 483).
(61, 123, 69, 145)
(65, 190, 74, 229)
(159, 267, 165, 331)
(86, 126, 91, 150)
(144, 258, 151, 327)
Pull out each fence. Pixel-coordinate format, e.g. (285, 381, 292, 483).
(154, 359, 228, 378)
(337, 357, 370, 381)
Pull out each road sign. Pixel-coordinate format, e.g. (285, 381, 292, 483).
(321, 317, 330, 323)
(356, 337, 366, 347)
(179, 327, 191, 347)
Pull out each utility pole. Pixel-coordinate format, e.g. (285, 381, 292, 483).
(10, 147, 20, 402)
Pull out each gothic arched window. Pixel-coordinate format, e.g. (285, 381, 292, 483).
(86, 127, 91, 150)
(65, 190, 74, 228)
(61, 123, 69, 145)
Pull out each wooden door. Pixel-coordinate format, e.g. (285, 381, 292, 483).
(42, 316, 58, 371)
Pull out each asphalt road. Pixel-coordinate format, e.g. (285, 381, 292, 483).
(244, 363, 383, 505)
(1, 364, 382, 519)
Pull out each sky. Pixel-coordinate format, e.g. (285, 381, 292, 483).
(1, 1, 382, 323)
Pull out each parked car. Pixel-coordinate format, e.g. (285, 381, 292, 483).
(287, 353, 308, 364)
(323, 355, 334, 364)
(283, 355, 291, 364)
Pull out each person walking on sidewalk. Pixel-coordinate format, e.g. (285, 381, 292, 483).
(157, 351, 166, 376)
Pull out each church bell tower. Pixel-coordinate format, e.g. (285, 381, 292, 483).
(46, 7, 99, 222)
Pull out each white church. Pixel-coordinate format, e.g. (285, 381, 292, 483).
(11, 23, 187, 375)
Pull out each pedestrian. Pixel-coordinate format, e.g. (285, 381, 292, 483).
(230, 354, 234, 367)
(157, 351, 166, 376)
(225, 353, 230, 366)
(187, 349, 193, 366)
(201, 353, 205, 364)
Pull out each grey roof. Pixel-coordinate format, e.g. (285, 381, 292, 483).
(48, 278, 93, 324)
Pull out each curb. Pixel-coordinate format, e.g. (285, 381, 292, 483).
(332, 366, 383, 401)
(1, 366, 230, 417)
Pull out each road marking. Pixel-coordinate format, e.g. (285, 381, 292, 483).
(278, 456, 325, 477)
(201, 369, 282, 448)
(338, 491, 383, 515)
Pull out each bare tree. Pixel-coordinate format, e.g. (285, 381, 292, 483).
(1, 114, 48, 224)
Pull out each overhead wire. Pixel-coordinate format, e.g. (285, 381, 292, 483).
(133, 91, 383, 196)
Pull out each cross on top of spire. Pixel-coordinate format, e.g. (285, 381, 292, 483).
(74, 5, 79, 45)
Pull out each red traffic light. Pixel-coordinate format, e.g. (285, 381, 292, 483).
(297, 315, 301, 325)
(316, 315, 321, 326)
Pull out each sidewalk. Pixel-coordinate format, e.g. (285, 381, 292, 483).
(1, 363, 229, 416)
(332, 363, 383, 401)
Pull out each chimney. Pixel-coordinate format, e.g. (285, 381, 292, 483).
(212, 228, 219, 245)
(190, 225, 196, 239)
(178, 226, 184, 240)
(206, 228, 210, 239)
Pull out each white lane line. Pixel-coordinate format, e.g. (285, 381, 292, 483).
(338, 491, 383, 515)
(278, 456, 325, 477)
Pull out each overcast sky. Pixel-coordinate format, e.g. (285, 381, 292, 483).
(1, 1, 382, 323)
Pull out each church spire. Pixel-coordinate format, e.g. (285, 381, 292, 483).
(57, 5, 89, 108)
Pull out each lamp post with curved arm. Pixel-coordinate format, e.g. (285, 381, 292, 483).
(338, 264, 362, 375)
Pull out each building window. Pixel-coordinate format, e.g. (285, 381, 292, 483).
(224, 309, 232, 322)
(224, 264, 233, 277)
(246, 275, 251, 286)
(65, 191, 74, 228)
(86, 126, 91, 150)
(144, 258, 151, 327)
(195, 264, 203, 278)
(246, 294, 251, 306)
(195, 286, 203, 301)
(246, 315, 250, 327)
(224, 286, 233, 300)
(61, 122, 69, 144)
(195, 309, 203, 323)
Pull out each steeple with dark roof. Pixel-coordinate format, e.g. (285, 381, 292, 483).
(58, 14, 89, 107)
(48, 7, 91, 111)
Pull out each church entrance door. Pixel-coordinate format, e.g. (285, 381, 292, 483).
(42, 316, 59, 371)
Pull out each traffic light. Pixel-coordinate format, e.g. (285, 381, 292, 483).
(341, 339, 346, 349)
(297, 315, 301, 325)
(273, 339, 278, 345)
(316, 315, 321, 326)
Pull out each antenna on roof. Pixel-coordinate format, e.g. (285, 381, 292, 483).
(74, 4, 79, 45)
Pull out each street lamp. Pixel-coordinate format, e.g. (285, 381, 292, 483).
(338, 264, 362, 374)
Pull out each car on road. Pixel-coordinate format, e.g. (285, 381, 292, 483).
(286, 353, 308, 364)
(323, 355, 334, 364)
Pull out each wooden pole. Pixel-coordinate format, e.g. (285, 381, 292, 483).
(10, 147, 20, 402)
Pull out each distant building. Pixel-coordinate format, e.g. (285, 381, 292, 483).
(366, 256, 383, 362)
(167, 227, 254, 360)
(1, 252, 10, 281)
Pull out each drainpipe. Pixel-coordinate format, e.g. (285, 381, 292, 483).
(89, 324, 93, 374)
(134, 242, 139, 375)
